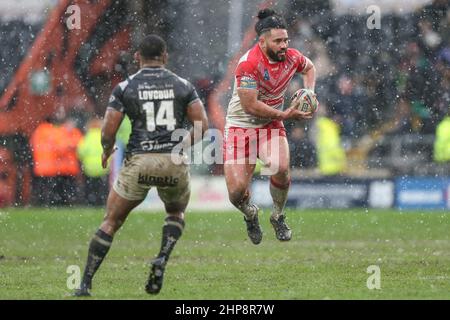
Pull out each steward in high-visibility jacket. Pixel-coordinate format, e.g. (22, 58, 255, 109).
(57, 122, 82, 176)
(77, 121, 108, 178)
(31, 116, 83, 178)
(30, 118, 82, 206)
(77, 119, 109, 206)
(434, 115, 450, 162)
(30, 121, 61, 177)
(316, 116, 347, 175)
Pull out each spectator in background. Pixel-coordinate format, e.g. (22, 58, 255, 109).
(439, 8, 450, 42)
(396, 42, 422, 98)
(435, 47, 450, 119)
(109, 114, 131, 187)
(285, 0, 331, 25)
(433, 49, 450, 160)
(30, 107, 82, 206)
(30, 117, 59, 206)
(287, 124, 317, 169)
(330, 74, 366, 140)
(77, 118, 109, 206)
(418, 0, 449, 34)
(289, 21, 336, 81)
(313, 104, 347, 176)
(417, 18, 443, 57)
(433, 109, 450, 164)
(54, 109, 83, 206)
(404, 41, 441, 133)
(389, 96, 414, 134)
(284, 78, 317, 169)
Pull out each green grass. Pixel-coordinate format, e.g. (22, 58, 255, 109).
(1, 207, 450, 299)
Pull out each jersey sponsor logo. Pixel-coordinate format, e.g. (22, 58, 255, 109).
(239, 76, 257, 89)
(109, 95, 115, 103)
(140, 140, 174, 151)
(138, 89, 175, 100)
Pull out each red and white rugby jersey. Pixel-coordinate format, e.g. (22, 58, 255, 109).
(226, 43, 307, 128)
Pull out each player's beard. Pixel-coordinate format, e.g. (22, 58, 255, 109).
(267, 47, 287, 62)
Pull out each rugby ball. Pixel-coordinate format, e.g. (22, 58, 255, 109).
(290, 88, 318, 113)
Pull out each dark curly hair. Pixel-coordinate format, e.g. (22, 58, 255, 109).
(255, 9, 287, 36)
(138, 34, 167, 60)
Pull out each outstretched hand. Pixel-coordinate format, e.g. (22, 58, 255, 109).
(282, 107, 314, 121)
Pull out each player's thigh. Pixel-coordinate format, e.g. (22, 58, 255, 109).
(258, 134, 290, 176)
(224, 162, 256, 193)
(103, 154, 152, 230)
(157, 167, 190, 214)
(113, 153, 152, 201)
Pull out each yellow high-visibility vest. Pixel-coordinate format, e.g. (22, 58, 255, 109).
(117, 115, 132, 145)
(316, 116, 347, 175)
(434, 116, 450, 162)
(77, 128, 109, 177)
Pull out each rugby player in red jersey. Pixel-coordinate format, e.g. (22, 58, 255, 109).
(223, 9, 317, 244)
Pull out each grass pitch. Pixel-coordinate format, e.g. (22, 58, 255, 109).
(1, 207, 450, 299)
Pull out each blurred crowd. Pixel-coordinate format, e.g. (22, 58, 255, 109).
(283, 0, 450, 172)
(27, 108, 131, 207)
(0, 20, 40, 94)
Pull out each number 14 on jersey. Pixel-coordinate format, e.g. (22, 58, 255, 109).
(143, 101, 176, 131)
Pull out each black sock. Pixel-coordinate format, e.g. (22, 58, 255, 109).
(81, 229, 113, 288)
(157, 216, 185, 261)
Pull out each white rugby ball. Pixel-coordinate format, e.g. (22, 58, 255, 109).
(290, 88, 318, 113)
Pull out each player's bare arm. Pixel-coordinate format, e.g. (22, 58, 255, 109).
(301, 57, 316, 92)
(101, 107, 123, 168)
(237, 87, 285, 120)
(238, 88, 313, 121)
(285, 56, 317, 120)
(187, 99, 208, 145)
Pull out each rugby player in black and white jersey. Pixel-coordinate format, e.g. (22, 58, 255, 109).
(75, 34, 208, 296)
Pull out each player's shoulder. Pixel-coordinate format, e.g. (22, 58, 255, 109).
(287, 48, 304, 58)
(236, 47, 260, 72)
(173, 73, 191, 86)
(114, 69, 144, 92)
(287, 48, 307, 70)
(170, 71, 195, 90)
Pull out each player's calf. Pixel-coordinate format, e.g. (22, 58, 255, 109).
(229, 189, 257, 220)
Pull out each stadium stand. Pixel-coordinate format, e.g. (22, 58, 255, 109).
(284, 0, 449, 176)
